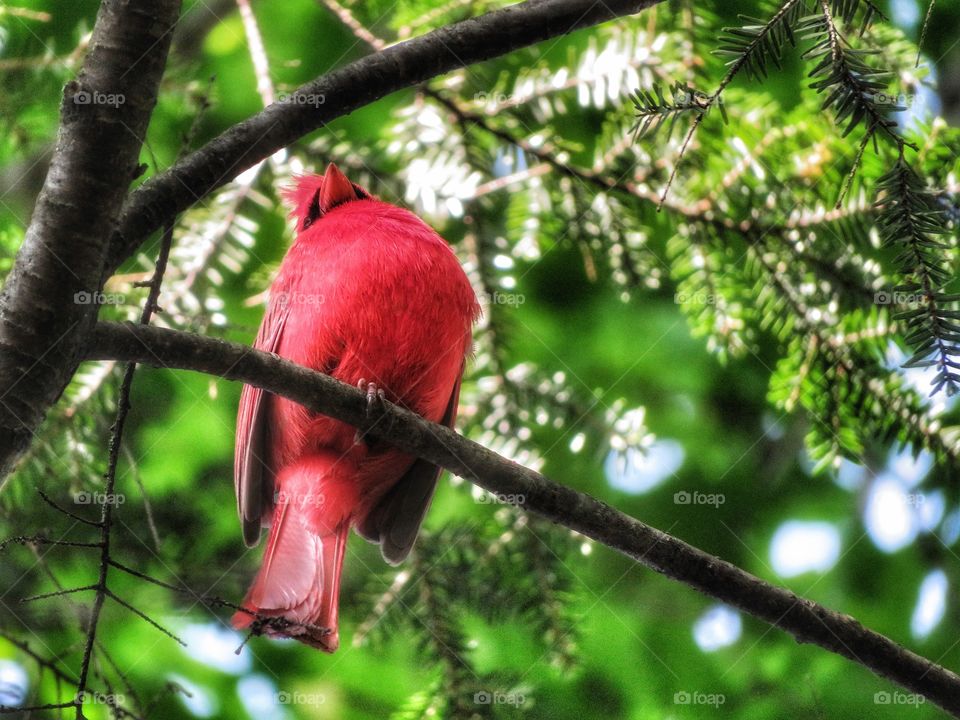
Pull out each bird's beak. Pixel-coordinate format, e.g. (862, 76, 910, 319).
(319, 162, 358, 214)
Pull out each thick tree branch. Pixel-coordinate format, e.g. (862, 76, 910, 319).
(87, 321, 960, 718)
(0, 0, 181, 478)
(104, 0, 665, 277)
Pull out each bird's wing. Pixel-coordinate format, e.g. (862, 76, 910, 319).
(357, 367, 463, 565)
(235, 294, 289, 547)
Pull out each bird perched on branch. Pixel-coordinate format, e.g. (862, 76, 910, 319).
(233, 163, 478, 651)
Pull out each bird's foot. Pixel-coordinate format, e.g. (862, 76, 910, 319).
(355, 379, 388, 445)
(359, 378, 386, 418)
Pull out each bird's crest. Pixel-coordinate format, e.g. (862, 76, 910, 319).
(281, 162, 371, 231)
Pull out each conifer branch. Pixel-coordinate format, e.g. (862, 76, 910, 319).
(801, 1, 901, 145)
(876, 157, 960, 395)
(714, 0, 806, 82)
(634, 0, 807, 202)
(916, 0, 936, 66)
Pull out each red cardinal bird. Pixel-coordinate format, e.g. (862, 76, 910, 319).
(233, 163, 478, 651)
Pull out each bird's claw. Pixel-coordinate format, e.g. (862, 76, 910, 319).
(355, 379, 387, 445)
(357, 378, 386, 418)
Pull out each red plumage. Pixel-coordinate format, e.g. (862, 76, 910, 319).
(233, 163, 478, 651)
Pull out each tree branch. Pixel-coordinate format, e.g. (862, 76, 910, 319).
(104, 0, 665, 277)
(86, 321, 960, 718)
(0, 0, 182, 478)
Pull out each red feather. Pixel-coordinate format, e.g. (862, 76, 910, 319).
(233, 163, 478, 651)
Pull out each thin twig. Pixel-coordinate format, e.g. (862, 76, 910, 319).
(0, 536, 102, 551)
(75, 221, 176, 718)
(36, 489, 101, 527)
(915, 0, 936, 67)
(122, 446, 161, 551)
(0, 702, 74, 714)
(20, 585, 98, 603)
(319, 0, 386, 51)
(236, 0, 276, 105)
(107, 559, 242, 612)
(103, 589, 186, 646)
(0, 629, 77, 685)
(836, 123, 875, 208)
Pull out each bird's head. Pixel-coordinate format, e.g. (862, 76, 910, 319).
(282, 162, 371, 232)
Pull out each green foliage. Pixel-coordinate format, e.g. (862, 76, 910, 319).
(714, 0, 807, 80)
(800, 8, 899, 141)
(630, 82, 711, 140)
(876, 158, 960, 395)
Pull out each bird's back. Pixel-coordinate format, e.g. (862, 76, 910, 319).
(268, 199, 477, 482)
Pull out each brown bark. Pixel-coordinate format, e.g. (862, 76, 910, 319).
(0, 0, 182, 478)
